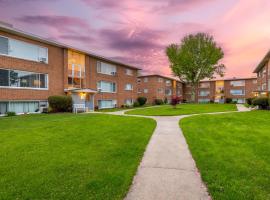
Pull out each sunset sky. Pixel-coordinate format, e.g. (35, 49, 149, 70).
(0, 0, 269, 78)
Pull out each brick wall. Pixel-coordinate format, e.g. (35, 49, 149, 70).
(0, 30, 65, 101)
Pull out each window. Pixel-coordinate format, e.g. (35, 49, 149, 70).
(177, 89, 181, 96)
(125, 83, 133, 91)
(198, 99, 210, 103)
(166, 80, 172, 86)
(199, 82, 210, 88)
(0, 36, 48, 63)
(137, 88, 142, 93)
(199, 90, 210, 96)
(97, 61, 116, 75)
(125, 99, 133, 106)
(144, 77, 148, 82)
(137, 79, 141, 83)
(157, 88, 163, 93)
(232, 98, 245, 104)
(97, 81, 116, 93)
(158, 77, 163, 82)
(0, 68, 48, 89)
(0, 101, 41, 114)
(98, 100, 117, 109)
(144, 89, 148, 93)
(230, 89, 244, 95)
(0, 102, 8, 115)
(262, 83, 267, 91)
(165, 89, 172, 95)
(125, 68, 133, 76)
(230, 80, 245, 87)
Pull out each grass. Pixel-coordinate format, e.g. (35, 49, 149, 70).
(125, 103, 237, 116)
(0, 113, 156, 200)
(98, 104, 153, 112)
(180, 111, 270, 200)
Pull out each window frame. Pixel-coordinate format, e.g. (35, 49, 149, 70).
(0, 35, 48, 64)
(0, 68, 49, 90)
(96, 61, 117, 76)
(97, 80, 117, 93)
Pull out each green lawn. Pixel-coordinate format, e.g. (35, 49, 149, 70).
(125, 103, 237, 116)
(180, 111, 270, 200)
(0, 114, 156, 200)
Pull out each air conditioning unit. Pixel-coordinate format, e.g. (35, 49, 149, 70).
(111, 72, 117, 76)
(39, 57, 47, 63)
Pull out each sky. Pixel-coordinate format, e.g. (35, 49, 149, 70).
(0, 0, 270, 78)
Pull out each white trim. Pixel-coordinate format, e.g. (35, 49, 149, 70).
(0, 67, 49, 90)
(0, 34, 48, 64)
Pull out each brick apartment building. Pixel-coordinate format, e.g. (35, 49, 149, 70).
(137, 75, 184, 104)
(0, 23, 139, 114)
(253, 50, 270, 97)
(183, 78, 257, 103)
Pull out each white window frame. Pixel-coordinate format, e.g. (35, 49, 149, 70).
(125, 68, 133, 76)
(98, 99, 117, 109)
(144, 88, 148, 93)
(125, 99, 133, 106)
(125, 83, 133, 91)
(97, 81, 116, 93)
(0, 68, 49, 90)
(158, 77, 163, 82)
(144, 77, 148, 83)
(230, 80, 245, 87)
(96, 61, 117, 76)
(198, 90, 210, 97)
(165, 88, 172, 96)
(230, 89, 245, 96)
(0, 35, 48, 64)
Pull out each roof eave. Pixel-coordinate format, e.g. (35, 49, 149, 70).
(0, 25, 141, 70)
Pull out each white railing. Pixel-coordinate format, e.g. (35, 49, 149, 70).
(73, 104, 86, 114)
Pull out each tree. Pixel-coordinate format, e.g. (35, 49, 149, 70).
(166, 33, 225, 102)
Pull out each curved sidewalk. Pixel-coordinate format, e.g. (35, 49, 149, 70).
(110, 104, 249, 200)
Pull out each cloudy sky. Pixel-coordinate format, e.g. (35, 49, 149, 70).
(0, 0, 269, 78)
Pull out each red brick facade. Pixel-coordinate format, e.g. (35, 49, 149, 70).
(0, 25, 139, 112)
(137, 75, 184, 104)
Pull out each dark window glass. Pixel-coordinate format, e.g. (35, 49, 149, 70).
(0, 102, 8, 115)
(0, 69, 9, 86)
(0, 36, 8, 55)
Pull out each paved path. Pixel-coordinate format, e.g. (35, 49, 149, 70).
(107, 104, 250, 200)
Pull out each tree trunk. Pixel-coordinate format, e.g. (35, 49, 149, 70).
(191, 84, 196, 103)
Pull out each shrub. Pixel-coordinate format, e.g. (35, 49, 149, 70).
(252, 97, 269, 109)
(137, 97, 147, 106)
(164, 97, 168, 104)
(171, 97, 180, 108)
(225, 98, 232, 104)
(6, 112, 16, 117)
(133, 101, 140, 107)
(48, 95, 73, 112)
(154, 99, 164, 105)
(246, 98, 254, 105)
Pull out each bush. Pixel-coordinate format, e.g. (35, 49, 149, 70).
(6, 112, 16, 117)
(225, 98, 232, 104)
(171, 97, 180, 108)
(154, 99, 164, 105)
(137, 97, 147, 106)
(48, 95, 73, 112)
(252, 97, 269, 109)
(133, 101, 140, 107)
(246, 98, 254, 105)
(164, 97, 168, 104)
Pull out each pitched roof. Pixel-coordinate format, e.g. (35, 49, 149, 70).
(0, 23, 141, 70)
(253, 50, 270, 73)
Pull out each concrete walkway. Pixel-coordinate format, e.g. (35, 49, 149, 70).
(108, 104, 250, 200)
